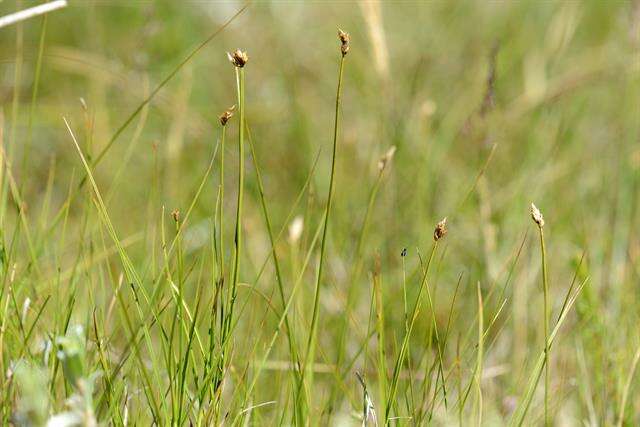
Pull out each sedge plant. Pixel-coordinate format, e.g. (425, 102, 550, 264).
(296, 29, 350, 422)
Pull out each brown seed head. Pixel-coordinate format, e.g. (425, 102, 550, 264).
(171, 209, 180, 223)
(338, 29, 350, 56)
(433, 217, 448, 241)
(227, 49, 248, 68)
(530, 203, 544, 228)
(219, 105, 236, 126)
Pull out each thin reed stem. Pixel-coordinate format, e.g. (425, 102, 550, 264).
(298, 50, 346, 420)
(215, 63, 245, 419)
(327, 163, 388, 417)
(402, 254, 408, 332)
(246, 123, 301, 389)
(218, 125, 226, 283)
(476, 282, 484, 427)
(530, 203, 549, 426)
(538, 226, 550, 427)
(385, 242, 438, 423)
(228, 66, 245, 325)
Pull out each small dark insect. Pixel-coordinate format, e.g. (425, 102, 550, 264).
(400, 248, 407, 257)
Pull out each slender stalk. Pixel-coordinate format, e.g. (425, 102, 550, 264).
(206, 121, 226, 403)
(385, 242, 438, 423)
(539, 226, 549, 427)
(531, 203, 549, 426)
(475, 282, 483, 427)
(457, 336, 463, 426)
(423, 265, 448, 413)
(297, 48, 347, 419)
(228, 66, 245, 329)
(423, 274, 462, 422)
(215, 59, 245, 419)
(402, 253, 408, 332)
(510, 277, 588, 426)
(230, 215, 326, 426)
(617, 344, 640, 427)
(372, 257, 387, 417)
(219, 125, 226, 284)
(336, 169, 384, 330)
(328, 163, 389, 418)
(246, 125, 301, 383)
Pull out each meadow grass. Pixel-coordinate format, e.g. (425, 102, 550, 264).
(1, 1, 640, 425)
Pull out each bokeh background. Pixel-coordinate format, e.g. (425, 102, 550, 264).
(1, 0, 639, 424)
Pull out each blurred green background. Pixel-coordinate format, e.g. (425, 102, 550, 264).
(1, 0, 639, 424)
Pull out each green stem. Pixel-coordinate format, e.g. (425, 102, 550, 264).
(385, 243, 438, 423)
(402, 255, 408, 332)
(423, 261, 448, 412)
(216, 66, 245, 417)
(297, 54, 346, 420)
(219, 125, 226, 283)
(327, 167, 386, 418)
(246, 125, 301, 379)
(226, 67, 245, 333)
(539, 227, 549, 427)
(230, 67, 245, 316)
(476, 282, 483, 426)
(206, 124, 225, 403)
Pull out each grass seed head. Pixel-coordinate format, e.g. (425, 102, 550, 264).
(530, 203, 545, 228)
(228, 49, 248, 68)
(171, 209, 180, 223)
(434, 217, 448, 241)
(377, 145, 397, 172)
(338, 29, 350, 56)
(219, 105, 235, 126)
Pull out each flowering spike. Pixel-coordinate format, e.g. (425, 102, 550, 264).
(338, 29, 350, 56)
(434, 217, 448, 241)
(219, 105, 235, 126)
(531, 203, 545, 228)
(228, 49, 248, 68)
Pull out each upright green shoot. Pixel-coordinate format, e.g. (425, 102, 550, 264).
(246, 124, 301, 389)
(475, 281, 484, 426)
(385, 217, 447, 423)
(215, 49, 248, 417)
(531, 203, 549, 426)
(297, 29, 350, 420)
(226, 49, 247, 330)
